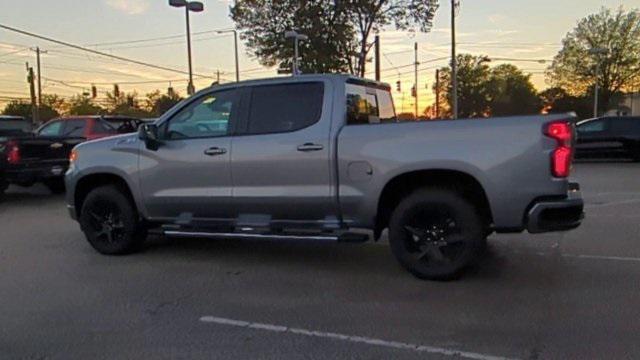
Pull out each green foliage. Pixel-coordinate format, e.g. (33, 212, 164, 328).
(433, 55, 542, 118)
(2, 100, 60, 123)
(2, 101, 33, 120)
(67, 95, 104, 116)
(487, 64, 542, 116)
(146, 90, 183, 117)
(435, 54, 492, 118)
(230, 0, 439, 76)
(539, 87, 592, 120)
(547, 7, 640, 112)
(105, 91, 151, 118)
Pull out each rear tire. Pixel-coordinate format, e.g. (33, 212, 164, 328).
(79, 185, 147, 255)
(388, 188, 484, 281)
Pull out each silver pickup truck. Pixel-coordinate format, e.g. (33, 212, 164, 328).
(65, 74, 583, 280)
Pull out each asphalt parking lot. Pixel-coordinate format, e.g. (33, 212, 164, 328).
(2, 162, 640, 360)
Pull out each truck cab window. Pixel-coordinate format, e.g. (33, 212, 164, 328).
(346, 84, 394, 125)
(246, 82, 324, 135)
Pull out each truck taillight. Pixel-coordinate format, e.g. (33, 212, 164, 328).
(545, 121, 573, 178)
(6, 141, 20, 164)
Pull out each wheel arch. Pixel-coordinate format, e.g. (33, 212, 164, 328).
(74, 172, 140, 219)
(374, 169, 493, 240)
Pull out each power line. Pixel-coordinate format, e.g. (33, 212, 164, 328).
(0, 23, 214, 79)
(80, 28, 233, 48)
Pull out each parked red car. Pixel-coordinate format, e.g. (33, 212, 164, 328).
(38, 115, 143, 140)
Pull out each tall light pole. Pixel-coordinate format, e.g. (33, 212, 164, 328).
(217, 29, 240, 82)
(589, 47, 609, 118)
(414, 42, 419, 118)
(169, 0, 204, 95)
(284, 30, 308, 76)
(451, 0, 459, 119)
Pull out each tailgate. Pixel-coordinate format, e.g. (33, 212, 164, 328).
(15, 137, 84, 163)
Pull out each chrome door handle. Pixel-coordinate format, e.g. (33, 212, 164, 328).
(297, 143, 324, 152)
(204, 147, 227, 156)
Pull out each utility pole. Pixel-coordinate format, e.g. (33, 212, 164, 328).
(26, 62, 38, 125)
(451, 0, 459, 119)
(435, 69, 440, 119)
(374, 35, 380, 81)
(414, 42, 419, 118)
(34, 47, 45, 110)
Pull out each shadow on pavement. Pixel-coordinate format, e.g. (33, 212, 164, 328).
(140, 234, 512, 282)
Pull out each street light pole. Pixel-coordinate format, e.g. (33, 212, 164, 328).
(451, 0, 459, 119)
(589, 47, 608, 118)
(185, 6, 194, 95)
(217, 29, 240, 82)
(169, 0, 203, 95)
(285, 31, 308, 76)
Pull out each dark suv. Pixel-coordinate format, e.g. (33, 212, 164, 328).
(575, 116, 640, 161)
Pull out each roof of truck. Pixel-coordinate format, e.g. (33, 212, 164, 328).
(205, 73, 391, 92)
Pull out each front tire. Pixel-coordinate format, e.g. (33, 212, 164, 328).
(79, 185, 147, 255)
(388, 188, 484, 281)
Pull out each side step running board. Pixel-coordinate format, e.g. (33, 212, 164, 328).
(163, 230, 370, 243)
(164, 230, 340, 242)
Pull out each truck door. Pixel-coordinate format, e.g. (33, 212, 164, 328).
(138, 89, 240, 220)
(230, 81, 336, 223)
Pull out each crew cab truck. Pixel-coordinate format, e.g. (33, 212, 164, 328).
(65, 74, 584, 280)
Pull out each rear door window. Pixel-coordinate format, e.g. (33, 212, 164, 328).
(246, 82, 324, 135)
(62, 120, 87, 137)
(346, 84, 396, 125)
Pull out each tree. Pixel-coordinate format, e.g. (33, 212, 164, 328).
(539, 87, 592, 119)
(487, 64, 541, 116)
(146, 90, 183, 117)
(2, 99, 60, 123)
(105, 91, 151, 117)
(433, 55, 543, 118)
(547, 7, 640, 113)
(434, 54, 492, 118)
(230, 0, 439, 76)
(2, 101, 33, 120)
(67, 95, 104, 116)
(231, 1, 356, 74)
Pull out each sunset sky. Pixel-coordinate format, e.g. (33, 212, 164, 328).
(0, 0, 636, 113)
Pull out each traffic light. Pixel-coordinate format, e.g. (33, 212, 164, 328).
(396, 80, 401, 92)
(411, 85, 416, 98)
(91, 85, 97, 98)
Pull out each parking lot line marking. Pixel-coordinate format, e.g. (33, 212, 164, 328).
(199, 315, 518, 360)
(585, 198, 640, 209)
(562, 254, 640, 263)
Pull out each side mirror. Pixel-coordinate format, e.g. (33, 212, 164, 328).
(138, 123, 162, 151)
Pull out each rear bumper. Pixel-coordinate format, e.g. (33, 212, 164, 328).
(2, 163, 67, 184)
(526, 183, 584, 233)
